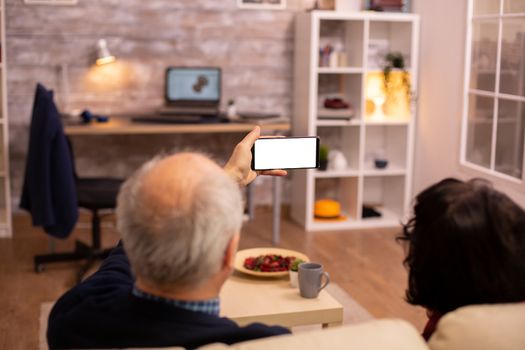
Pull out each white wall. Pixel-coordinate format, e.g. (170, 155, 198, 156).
(412, 0, 525, 208)
(412, 0, 467, 194)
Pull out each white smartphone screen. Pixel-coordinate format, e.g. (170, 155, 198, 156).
(252, 137, 319, 170)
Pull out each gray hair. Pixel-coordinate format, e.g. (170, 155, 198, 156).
(116, 154, 243, 288)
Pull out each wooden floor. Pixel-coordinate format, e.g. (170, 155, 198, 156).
(0, 208, 426, 350)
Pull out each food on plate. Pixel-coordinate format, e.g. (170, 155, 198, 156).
(243, 254, 296, 272)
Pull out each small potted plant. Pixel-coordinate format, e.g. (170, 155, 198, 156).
(289, 258, 305, 288)
(319, 145, 329, 171)
(382, 52, 412, 112)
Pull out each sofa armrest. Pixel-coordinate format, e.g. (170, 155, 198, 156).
(200, 319, 429, 350)
(429, 303, 525, 350)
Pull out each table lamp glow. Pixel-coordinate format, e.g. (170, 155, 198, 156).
(365, 72, 386, 120)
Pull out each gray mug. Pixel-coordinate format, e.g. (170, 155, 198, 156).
(298, 262, 330, 298)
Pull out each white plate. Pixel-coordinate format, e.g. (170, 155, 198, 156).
(234, 247, 309, 277)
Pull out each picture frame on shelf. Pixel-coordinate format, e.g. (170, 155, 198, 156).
(365, 0, 410, 12)
(237, 0, 286, 10)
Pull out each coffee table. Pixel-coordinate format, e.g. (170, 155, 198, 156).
(220, 272, 343, 328)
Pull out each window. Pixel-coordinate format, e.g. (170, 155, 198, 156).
(461, 0, 525, 182)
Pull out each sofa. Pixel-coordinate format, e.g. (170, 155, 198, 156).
(189, 302, 525, 350)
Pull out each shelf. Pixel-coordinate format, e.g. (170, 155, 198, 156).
(368, 20, 414, 70)
(291, 12, 417, 232)
(315, 168, 359, 178)
(362, 176, 405, 223)
(309, 207, 401, 231)
(316, 118, 360, 127)
(318, 74, 362, 117)
(310, 214, 358, 231)
(313, 10, 418, 24)
(364, 124, 408, 171)
(364, 118, 410, 126)
(363, 165, 406, 176)
(359, 207, 401, 226)
(317, 67, 363, 74)
(318, 107, 355, 119)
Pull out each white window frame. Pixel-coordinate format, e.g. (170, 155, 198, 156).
(460, 0, 525, 186)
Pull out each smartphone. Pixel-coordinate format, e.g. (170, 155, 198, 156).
(251, 136, 320, 170)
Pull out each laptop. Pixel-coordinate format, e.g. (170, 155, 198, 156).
(157, 67, 221, 120)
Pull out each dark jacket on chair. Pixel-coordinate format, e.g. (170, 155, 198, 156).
(47, 244, 290, 349)
(20, 83, 78, 239)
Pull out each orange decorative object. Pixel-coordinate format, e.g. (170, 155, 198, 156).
(314, 199, 341, 219)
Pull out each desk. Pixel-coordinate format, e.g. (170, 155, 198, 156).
(64, 116, 290, 135)
(64, 116, 290, 244)
(221, 273, 344, 328)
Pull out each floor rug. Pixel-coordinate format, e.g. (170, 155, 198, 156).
(39, 283, 373, 349)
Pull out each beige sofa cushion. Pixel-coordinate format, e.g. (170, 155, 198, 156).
(429, 303, 525, 350)
(200, 319, 429, 350)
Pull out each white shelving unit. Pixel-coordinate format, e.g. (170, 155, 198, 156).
(0, 0, 11, 237)
(291, 11, 419, 231)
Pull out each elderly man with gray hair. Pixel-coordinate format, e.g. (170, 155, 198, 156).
(47, 127, 289, 349)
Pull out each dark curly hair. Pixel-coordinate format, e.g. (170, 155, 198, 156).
(398, 178, 525, 314)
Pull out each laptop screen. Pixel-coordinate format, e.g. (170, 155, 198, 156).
(165, 67, 221, 104)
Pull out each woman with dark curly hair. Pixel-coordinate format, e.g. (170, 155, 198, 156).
(398, 178, 525, 340)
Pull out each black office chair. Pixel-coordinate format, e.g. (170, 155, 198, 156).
(20, 83, 124, 282)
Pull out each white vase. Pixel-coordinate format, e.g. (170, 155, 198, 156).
(226, 102, 237, 120)
(328, 150, 348, 171)
(289, 270, 299, 288)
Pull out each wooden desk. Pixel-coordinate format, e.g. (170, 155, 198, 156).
(65, 116, 290, 244)
(221, 273, 343, 328)
(64, 116, 290, 135)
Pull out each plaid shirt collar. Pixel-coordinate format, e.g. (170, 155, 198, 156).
(132, 286, 220, 316)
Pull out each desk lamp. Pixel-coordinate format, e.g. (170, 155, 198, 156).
(96, 39, 116, 66)
(59, 39, 116, 117)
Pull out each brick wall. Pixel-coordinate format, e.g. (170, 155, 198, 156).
(6, 0, 308, 205)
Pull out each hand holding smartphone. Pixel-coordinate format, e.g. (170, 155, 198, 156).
(251, 136, 320, 170)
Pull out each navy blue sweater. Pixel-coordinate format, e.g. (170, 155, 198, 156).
(20, 83, 78, 239)
(47, 245, 290, 349)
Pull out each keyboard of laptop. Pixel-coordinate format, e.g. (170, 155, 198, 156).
(157, 106, 219, 116)
(131, 115, 229, 124)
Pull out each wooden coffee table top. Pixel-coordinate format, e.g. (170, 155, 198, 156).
(220, 272, 343, 328)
